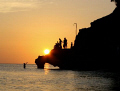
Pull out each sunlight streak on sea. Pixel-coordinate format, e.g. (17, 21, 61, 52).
(0, 64, 120, 91)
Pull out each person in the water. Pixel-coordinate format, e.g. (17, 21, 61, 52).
(23, 62, 28, 69)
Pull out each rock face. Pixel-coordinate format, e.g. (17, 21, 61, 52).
(74, 7, 120, 60)
(35, 7, 120, 71)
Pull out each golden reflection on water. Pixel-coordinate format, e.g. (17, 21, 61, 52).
(44, 63, 50, 75)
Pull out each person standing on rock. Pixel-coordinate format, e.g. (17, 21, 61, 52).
(63, 37, 67, 49)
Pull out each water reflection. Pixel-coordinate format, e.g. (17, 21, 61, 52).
(1, 64, 119, 91)
(42, 63, 120, 90)
(44, 63, 50, 75)
(72, 71, 120, 91)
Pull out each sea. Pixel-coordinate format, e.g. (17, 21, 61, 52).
(0, 63, 120, 91)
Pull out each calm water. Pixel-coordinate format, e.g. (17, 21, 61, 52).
(0, 63, 120, 91)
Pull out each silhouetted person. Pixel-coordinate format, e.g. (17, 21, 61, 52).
(71, 42, 73, 49)
(63, 38, 67, 49)
(54, 41, 60, 49)
(23, 62, 28, 69)
(59, 38, 62, 49)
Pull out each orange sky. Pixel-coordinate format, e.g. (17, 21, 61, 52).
(0, 0, 116, 64)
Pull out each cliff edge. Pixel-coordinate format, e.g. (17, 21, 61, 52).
(35, 7, 120, 70)
(74, 7, 120, 60)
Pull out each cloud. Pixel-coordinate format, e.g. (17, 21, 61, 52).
(0, 0, 55, 13)
(0, 1, 36, 13)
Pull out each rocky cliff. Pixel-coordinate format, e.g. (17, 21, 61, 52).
(74, 7, 120, 60)
(35, 7, 120, 70)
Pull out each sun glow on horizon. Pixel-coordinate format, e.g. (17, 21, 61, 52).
(44, 49, 50, 55)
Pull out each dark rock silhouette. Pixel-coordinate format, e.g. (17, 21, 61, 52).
(111, 0, 120, 7)
(74, 7, 120, 60)
(35, 4, 120, 71)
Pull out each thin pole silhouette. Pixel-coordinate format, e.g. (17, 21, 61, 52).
(73, 23, 77, 36)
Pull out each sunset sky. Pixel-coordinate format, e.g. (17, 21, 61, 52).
(0, 0, 116, 64)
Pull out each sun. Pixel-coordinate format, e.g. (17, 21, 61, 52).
(44, 49, 50, 55)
